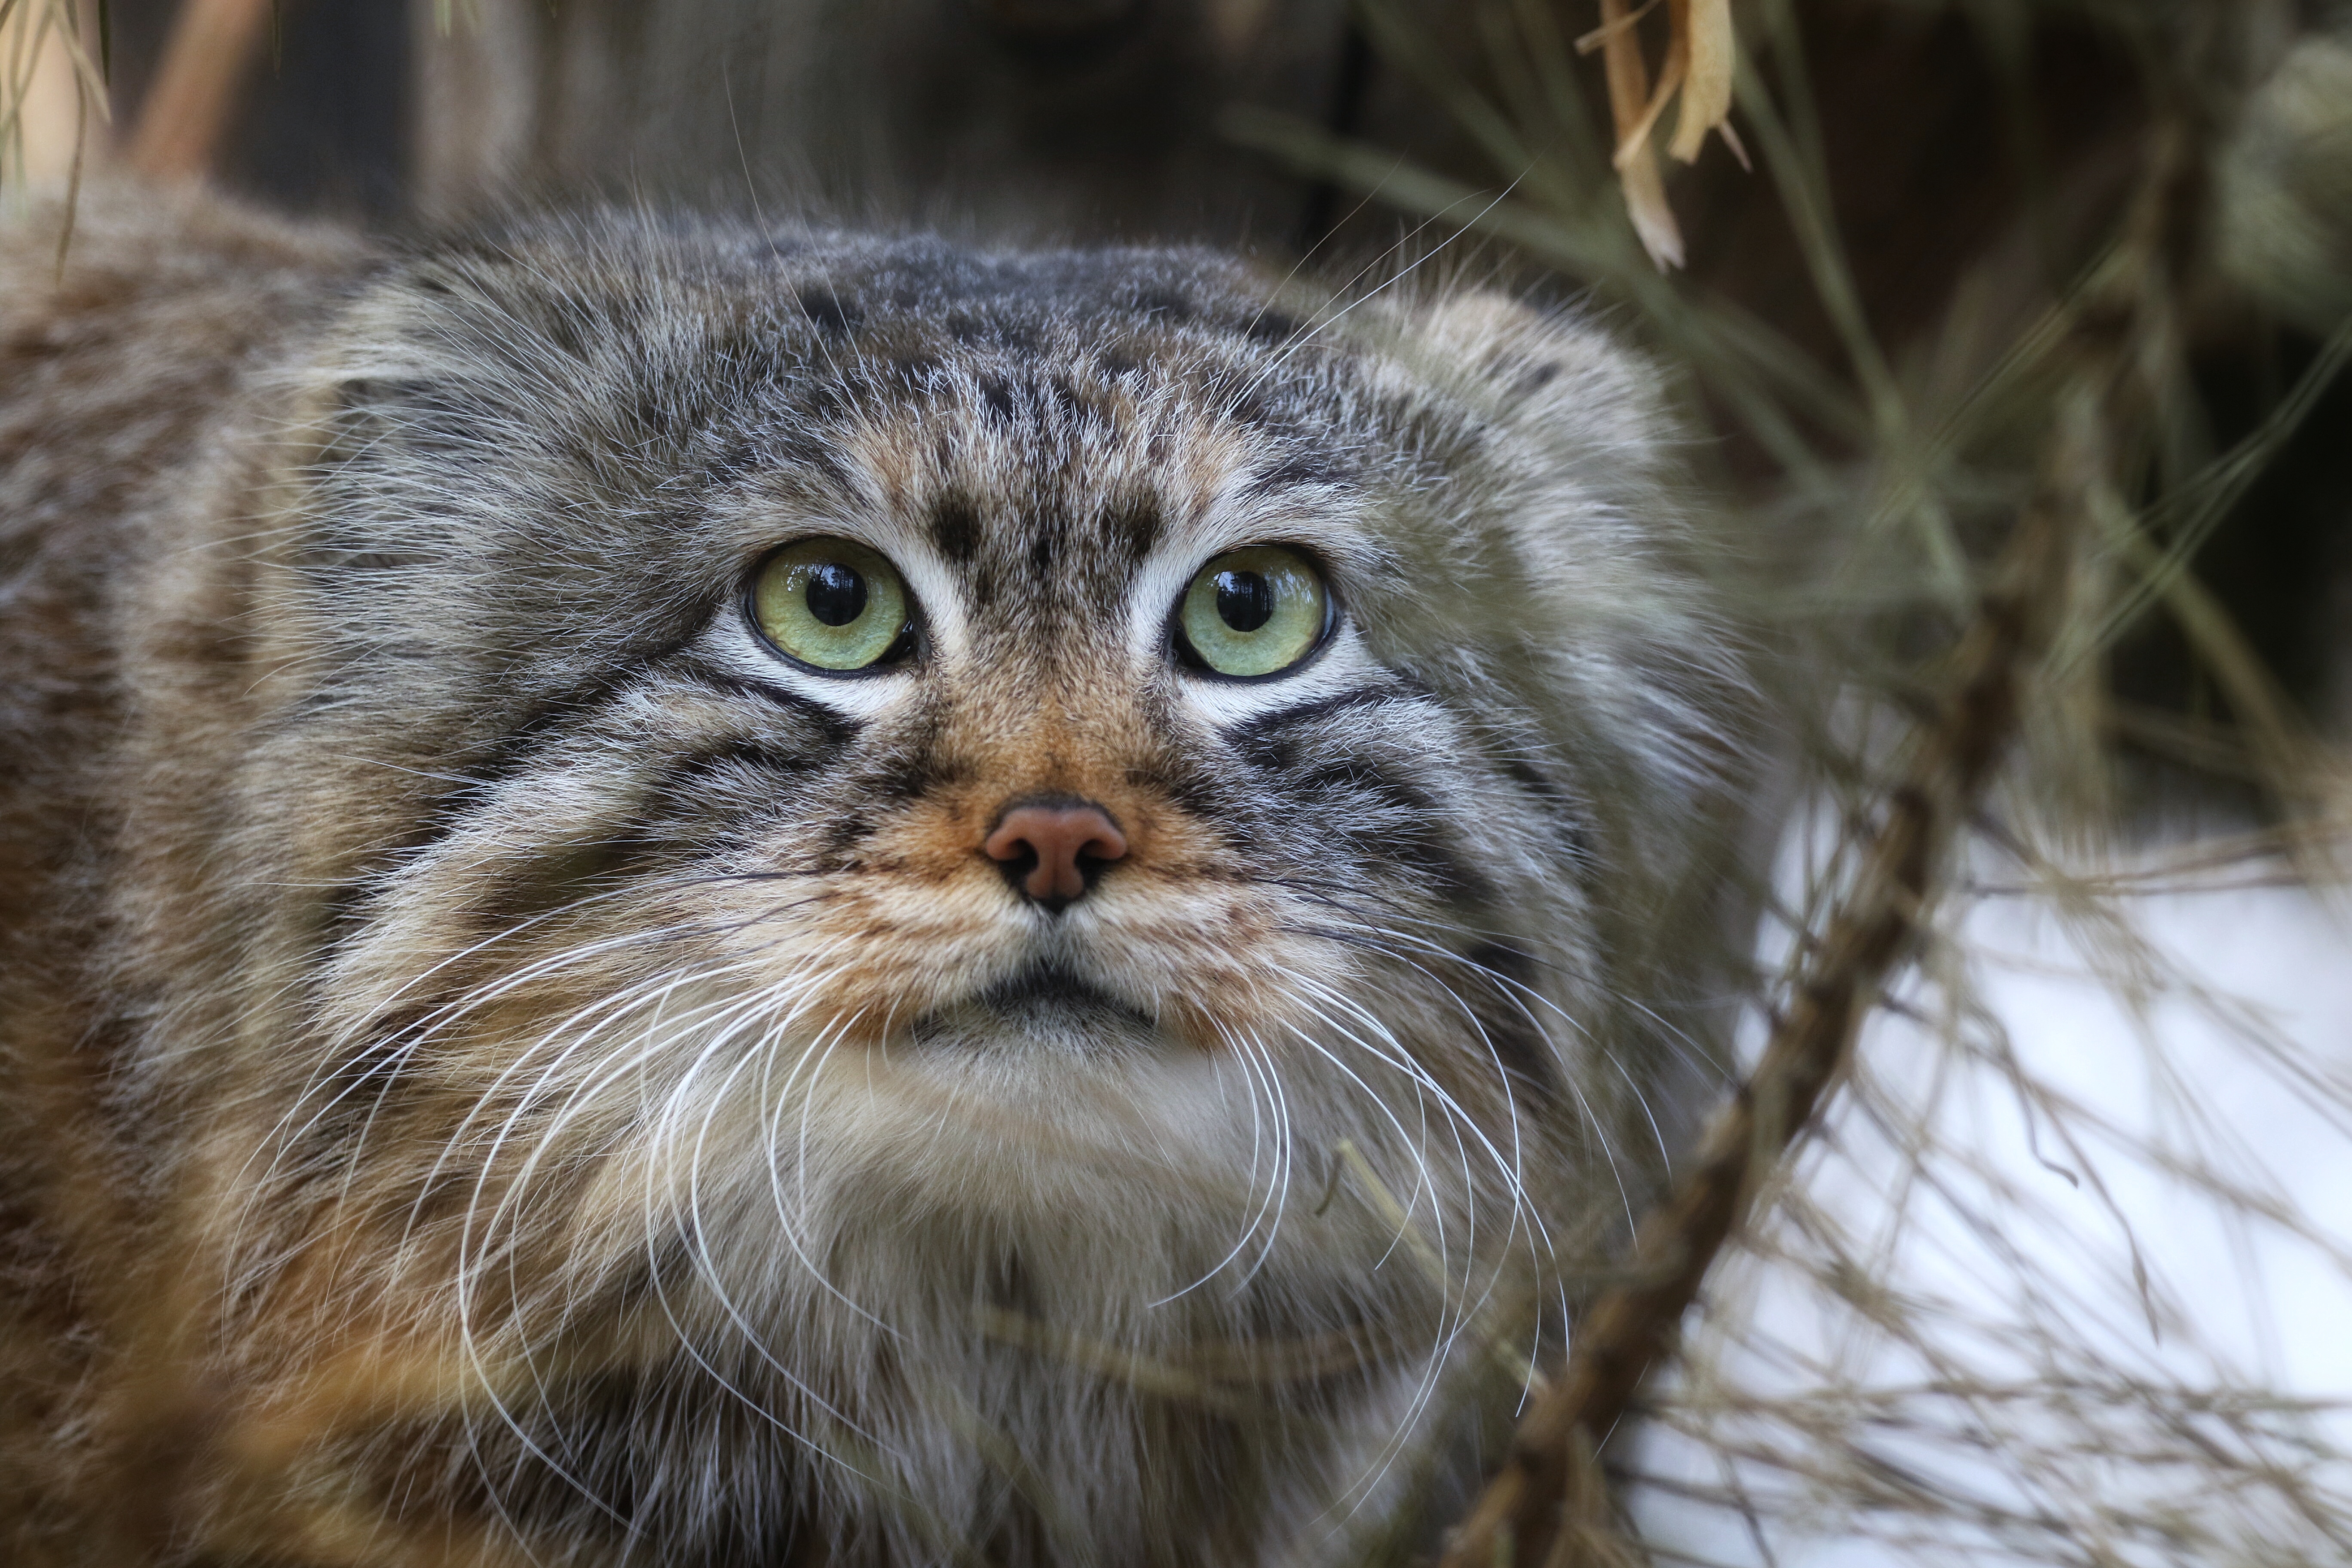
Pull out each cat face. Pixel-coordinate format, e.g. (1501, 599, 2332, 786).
(215, 224, 1740, 1556)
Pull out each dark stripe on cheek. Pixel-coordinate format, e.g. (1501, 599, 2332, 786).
(1216, 686, 1492, 897)
(1242, 309, 1299, 345)
(468, 836, 650, 928)
(799, 291, 863, 336)
(309, 754, 846, 1110)
(821, 811, 876, 857)
(1242, 453, 1350, 498)
(1226, 685, 1418, 769)
(314, 664, 855, 961)
(1498, 755, 1559, 804)
(309, 671, 647, 948)
(653, 738, 839, 796)
(1124, 756, 1230, 826)
(674, 665, 863, 750)
(421, 661, 854, 849)
(317, 873, 381, 955)
(1124, 687, 1238, 826)
(1494, 753, 1594, 869)
(1289, 761, 1492, 905)
(606, 735, 841, 843)
(975, 376, 1017, 421)
(459, 692, 858, 923)
(1458, 941, 1562, 1102)
(294, 1025, 434, 1156)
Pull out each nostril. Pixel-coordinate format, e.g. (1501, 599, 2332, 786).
(983, 800, 1128, 909)
(994, 839, 1043, 891)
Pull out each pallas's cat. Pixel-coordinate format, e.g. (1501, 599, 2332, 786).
(0, 192, 1745, 1566)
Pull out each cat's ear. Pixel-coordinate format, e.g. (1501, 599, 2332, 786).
(1397, 290, 1671, 455)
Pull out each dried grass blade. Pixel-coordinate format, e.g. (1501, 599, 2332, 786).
(1668, 0, 1736, 162)
(1574, 0, 1659, 56)
(1611, 26, 1685, 172)
(1599, 0, 1684, 269)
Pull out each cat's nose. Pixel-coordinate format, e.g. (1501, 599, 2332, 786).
(983, 799, 1127, 912)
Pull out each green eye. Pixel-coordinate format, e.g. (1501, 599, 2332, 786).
(751, 537, 912, 672)
(1176, 545, 1330, 679)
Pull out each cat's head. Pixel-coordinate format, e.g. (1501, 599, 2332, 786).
(233, 219, 1743, 1428)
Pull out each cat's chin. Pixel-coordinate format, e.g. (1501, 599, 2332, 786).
(908, 959, 1165, 1057)
(749, 966, 1287, 1214)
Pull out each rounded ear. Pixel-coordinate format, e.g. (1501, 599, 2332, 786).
(1399, 290, 1674, 453)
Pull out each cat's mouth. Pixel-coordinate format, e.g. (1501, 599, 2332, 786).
(909, 960, 1159, 1049)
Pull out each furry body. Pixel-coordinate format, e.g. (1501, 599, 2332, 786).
(0, 190, 1743, 1566)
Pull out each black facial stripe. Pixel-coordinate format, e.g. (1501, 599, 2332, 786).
(1127, 286, 1194, 323)
(797, 289, 863, 337)
(1241, 452, 1351, 499)
(649, 738, 837, 799)
(1457, 942, 1563, 1102)
(1124, 756, 1230, 826)
(813, 714, 959, 867)
(467, 835, 654, 929)
(612, 738, 844, 853)
(1372, 820, 1489, 905)
(975, 374, 1017, 421)
(671, 662, 864, 750)
(1495, 754, 1562, 804)
(819, 809, 877, 857)
(1226, 685, 1423, 768)
(310, 669, 648, 950)
(867, 710, 955, 802)
(1286, 761, 1492, 905)
(314, 649, 858, 957)
(1221, 682, 1494, 898)
(1492, 753, 1595, 869)
(294, 1022, 435, 1158)
(1289, 759, 1450, 830)
(1243, 308, 1300, 346)
(471, 738, 842, 925)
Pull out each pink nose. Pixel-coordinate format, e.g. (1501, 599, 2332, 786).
(983, 801, 1128, 908)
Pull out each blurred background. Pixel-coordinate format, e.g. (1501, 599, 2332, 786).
(4, 1, 2349, 1562)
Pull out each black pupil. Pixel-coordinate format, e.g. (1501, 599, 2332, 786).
(805, 563, 867, 627)
(1214, 569, 1274, 633)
